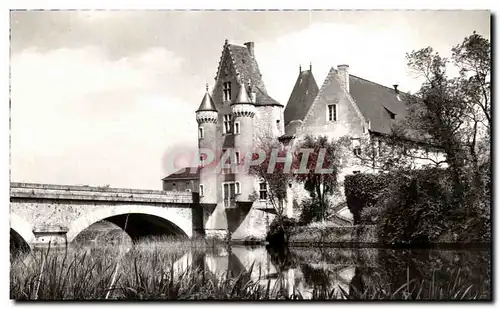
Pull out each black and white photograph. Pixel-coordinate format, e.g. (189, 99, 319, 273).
(8, 7, 492, 301)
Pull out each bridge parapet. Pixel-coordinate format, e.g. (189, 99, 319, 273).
(10, 182, 194, 205)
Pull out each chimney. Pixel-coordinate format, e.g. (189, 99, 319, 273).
(337, 64, 350, 92)
(393, 84, 401, 101)
(244, 42, 255, 58)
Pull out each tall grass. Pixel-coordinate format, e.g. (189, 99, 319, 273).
(10, 242, 488, 300)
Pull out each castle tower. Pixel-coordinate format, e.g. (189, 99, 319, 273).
(196, 84, 218, 205)
(231, 80, 256, 202)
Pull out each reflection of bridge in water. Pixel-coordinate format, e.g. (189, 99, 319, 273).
(171, 246, 359, 299)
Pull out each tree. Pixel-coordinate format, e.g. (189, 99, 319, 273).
(248, 136, 295, 243)
(391, 32, 491, 240)
(293, 135, 350, 222)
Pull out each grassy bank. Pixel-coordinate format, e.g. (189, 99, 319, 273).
(289, 224, 378, 246)
(288, 224, 491, 248)
(10, 240, 488, 300)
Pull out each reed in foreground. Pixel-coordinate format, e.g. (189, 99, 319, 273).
(10, 245, 488, 300)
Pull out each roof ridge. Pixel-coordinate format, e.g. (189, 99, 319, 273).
(227, 43, 247, 48)
(350, 74, 409, 95)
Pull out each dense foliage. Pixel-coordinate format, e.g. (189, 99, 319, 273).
(297, 197, 338, 225)
(344, 166, 489, 246)
(389, 32, 491, 243)
(265, 216, 297, 245)
(344, 173, 386, 225)
(376, 168, 453, 246)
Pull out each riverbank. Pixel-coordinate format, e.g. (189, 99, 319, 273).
(286, 225, 491, 249)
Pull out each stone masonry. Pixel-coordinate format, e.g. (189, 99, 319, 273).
(10, 182, 197, 248)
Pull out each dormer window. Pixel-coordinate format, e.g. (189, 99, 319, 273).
(223, 82, 232, 101)
(384, 106, 396, 120)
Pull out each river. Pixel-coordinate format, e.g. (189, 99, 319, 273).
(158, 244, 491, 299)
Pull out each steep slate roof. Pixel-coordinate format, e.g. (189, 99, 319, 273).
(215, 42, 282, 107)
(284, 69, 319, 126)
(196, 86, 217, 112)
(281, 68, 411, 138)
(348, 74, 409, 135)
(162, 167, 200, 181)
(234, 81, 252, 104)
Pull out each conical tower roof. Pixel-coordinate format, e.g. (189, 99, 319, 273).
(234, 81, 253, 104)
(196, 84, 217, 112)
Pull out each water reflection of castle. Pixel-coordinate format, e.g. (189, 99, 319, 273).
(170, 246, 491, 299)
(173, 246, 359, 299)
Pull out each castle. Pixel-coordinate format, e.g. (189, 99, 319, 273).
(163, 39, 443, 240)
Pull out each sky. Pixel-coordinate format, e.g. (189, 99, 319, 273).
(9, 10, 491, 190)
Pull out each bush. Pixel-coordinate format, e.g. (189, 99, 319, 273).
(345, 167, 490, 246)
(344, 173, 386, 224)
(375, 168, 453, 246)
(360, 206, 381, 225)
(298, 198, 322, 225)
(265, 217, 297, 246)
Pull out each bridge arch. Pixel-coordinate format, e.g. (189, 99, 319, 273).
(66, 205, 192, 243)
(10, 213, 35, 250)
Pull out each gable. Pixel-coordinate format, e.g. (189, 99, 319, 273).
(214, 42, 282, 107)
(299, 68, 367, 139)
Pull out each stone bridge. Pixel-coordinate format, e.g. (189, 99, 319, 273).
(10, 182, 202, 249)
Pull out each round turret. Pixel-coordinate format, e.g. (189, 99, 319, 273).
(231, 81, 256, 203)
(196, 84, 218, 124)
(196, 84, 218, 205)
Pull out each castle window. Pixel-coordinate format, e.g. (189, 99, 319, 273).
(259, 182, 267, 200)
(235, 151, 240, 164)
(276, 119, 281, 131)
(186, 189, 191, 193)
(172, 183, 177, 191)
(223, 82, 232, 101)
(222, 182, 239, 208)
(327, 104, 337, 122)
(199, 154, 205, 167)
(234, 121, 240, 134)
(223, 114, 232, 134)
(198, 127, 204, 139)
(199, 184, 204, 196)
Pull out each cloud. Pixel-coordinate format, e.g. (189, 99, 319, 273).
(256, 22, 419, 105)
(10, 46, 197, 189)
